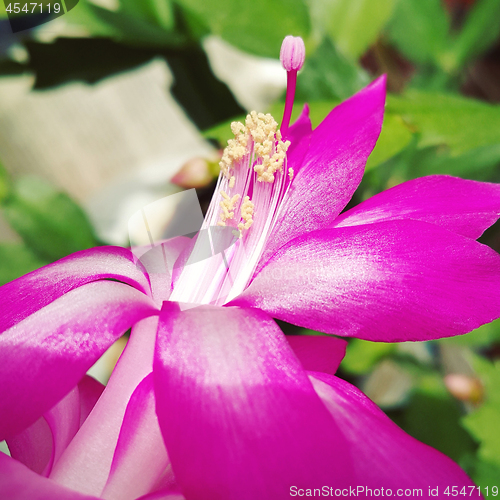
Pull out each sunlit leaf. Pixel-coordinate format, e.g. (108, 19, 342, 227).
(120, 0, 176, 31)
(387, 91, 500, 155)
(174, 0, 310, 58)
(310, 0, 397, 59)
(341, 338, 395, 375)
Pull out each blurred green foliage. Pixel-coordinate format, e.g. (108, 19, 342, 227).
(0, 169, 100, 284)
(462, 357, 500, 472)
(1, 0, 500, 484)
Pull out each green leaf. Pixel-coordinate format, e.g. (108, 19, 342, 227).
(0, 161, 9, 204)
(120, 0, 176, 31)
(453, 0, 500, 69)
(310, 0, 397, 59)
(295, 38, 370, 101)
(62, 0, 186, 47)
(174, 0, 310, 58)
(0, 243, 48, 286)
(439, 319, 500, 348)
(366, 113, 413, 171)
(341, 338, 395, 375)
(462, 356, 500, 470)
(396, 374, 477, 464)
(405, 144, 500, 182)
(387, 91, 500, 155)
(386, 0, 451, 68)
(2, 177, 99, 261)
(472, 459, 500, 487)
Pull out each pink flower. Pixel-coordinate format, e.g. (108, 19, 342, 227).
(2, 37, 500, 499)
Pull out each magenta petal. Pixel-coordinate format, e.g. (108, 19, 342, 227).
(0, 453, 100, 500)
(258, 77, 386, 271)
(137, 492, 185, 500)
(50, 317, 158, 496)
(154, 303, 355, 500)
(310, 372, 475, 487)
(234, 220, 500, 341)
(43, 387, 81, 476)
(0, 246, 151, 333)
(102, 373, 173, 500)
(334, 175, 500, 239)
(286, 104, 312, 174)
(7, 416, 53, 476)
(77, 376, 105, 427)
(0, 281, 158, 439)
(7, 381, 101, 478)
(287, 335, 347, 375)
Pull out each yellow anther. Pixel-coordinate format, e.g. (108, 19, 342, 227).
(219, 111, 289, 184)
(218, 190, 240, 226)
(220, 121, 249, 178)
(238, 196, 254, 232)
(288, 168, 294, 181)
(229, 176, 236, 189)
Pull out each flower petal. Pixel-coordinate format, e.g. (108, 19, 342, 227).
(287, 335, 347, 375)
(7, 378, 104, 478)
(78, 376, 104, 427)
(310, 372, 475, 487)
(136, 236, 194, 305)
(0, 281, 158, 440)
(154, 303, 354, 500)
(234, 220, 500, 341)
(286, 104, 312, 174)
(258, 76, 386, 271)
(0, 452, 100, 500)
(6, 416, 53, 476)
(50, 317, 158, 497)
(334, 175, 500, 239)
(43, 387, 81, 476)
(137, 492, 185, 500)
(102, 373, 174, 500)
(0, 246, 151, 333)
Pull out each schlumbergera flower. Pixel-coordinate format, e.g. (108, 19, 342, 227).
(2, 35, 500, 499)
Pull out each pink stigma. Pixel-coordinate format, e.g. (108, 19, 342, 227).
(279, 36, 305, 137)
(280, 35, 305, 72)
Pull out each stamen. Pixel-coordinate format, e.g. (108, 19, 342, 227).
(238, 196, 254, 232)
(171, 37, 306, 307)
(279, 35, 305, 137)
(218, 191, 241, 226)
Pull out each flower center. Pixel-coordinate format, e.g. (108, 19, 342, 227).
(169, 36, 305, 307)
(170, 112, 293, 306)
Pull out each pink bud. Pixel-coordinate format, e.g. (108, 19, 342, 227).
(280, 36, 305, 72)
